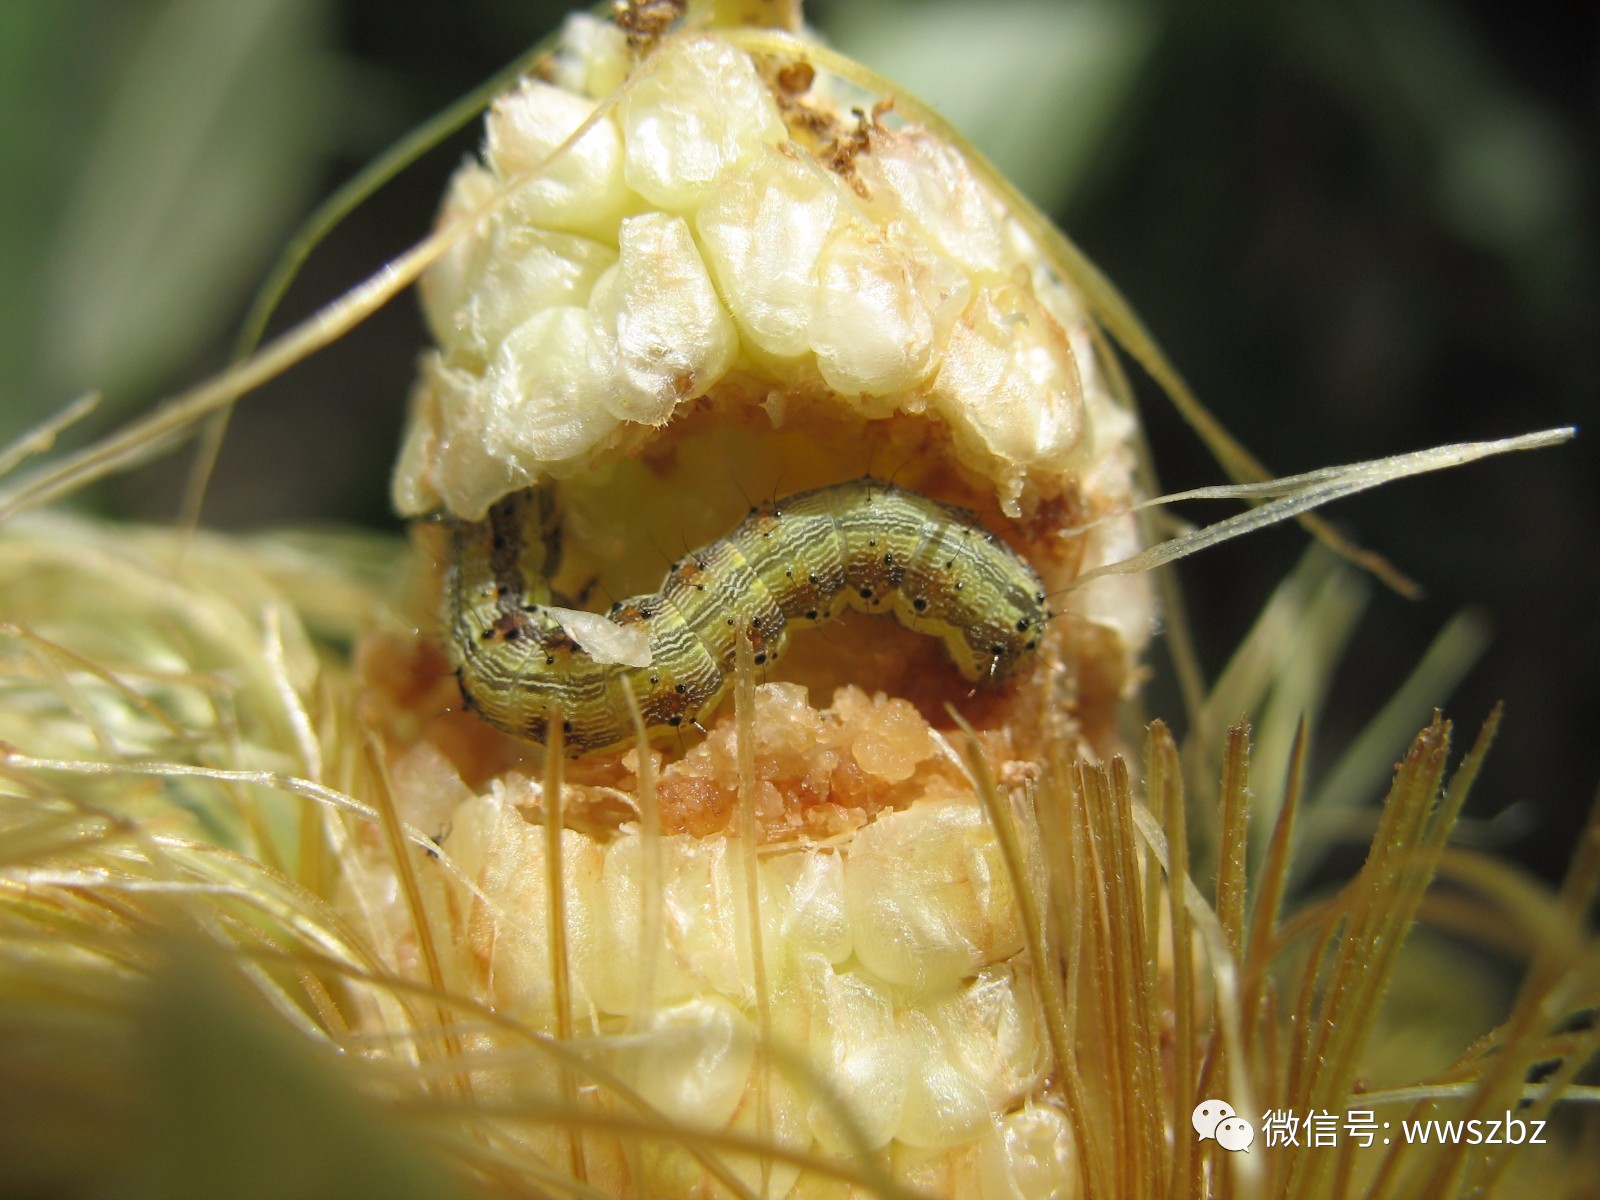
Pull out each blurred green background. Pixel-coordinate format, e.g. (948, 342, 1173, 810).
(1, 0, 1594, 884)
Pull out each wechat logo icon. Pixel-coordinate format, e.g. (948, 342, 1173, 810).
(1193, 1100, 1255, 1152)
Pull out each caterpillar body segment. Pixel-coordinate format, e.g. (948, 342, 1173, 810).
(446, 478, 1049, 755)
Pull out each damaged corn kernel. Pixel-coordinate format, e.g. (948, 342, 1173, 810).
(357, 680, 1071, 1197)
(393, 8, 1152, 750)
(395, 17, 1128, 522)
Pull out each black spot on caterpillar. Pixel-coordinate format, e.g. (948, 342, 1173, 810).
(446, 478, 1048, 756)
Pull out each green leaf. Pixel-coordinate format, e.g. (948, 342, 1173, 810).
(37, 0, 339, 413)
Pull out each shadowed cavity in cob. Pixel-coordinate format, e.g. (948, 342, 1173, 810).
(368, 2, 1156, 1196)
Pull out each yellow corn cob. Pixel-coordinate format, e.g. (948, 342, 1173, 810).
(374, 4, 1151, 1193)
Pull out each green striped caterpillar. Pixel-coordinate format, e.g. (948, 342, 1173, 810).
(446, 478, 1049, 756)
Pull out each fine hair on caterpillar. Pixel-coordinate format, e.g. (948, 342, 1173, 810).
(446, 478, 1049, 756)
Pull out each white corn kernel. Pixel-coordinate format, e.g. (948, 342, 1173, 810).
(696, 145, 842, 361)
(799, 954, 910, 1152)
(633, 996, 755, 1129)
(454, 227, 615, 367)
(810, 218, 969, 398)
(618, 37, 786, 211)
(843, 794, 1028, 993)
(587, 212, 737, 423)
(979, 1106, 1078, 1200)
(486, 79, 630, 239)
